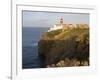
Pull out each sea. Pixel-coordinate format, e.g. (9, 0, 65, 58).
(22, 27, 49, 69)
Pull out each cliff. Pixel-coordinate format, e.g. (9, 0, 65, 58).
(38, 26, 89, 67)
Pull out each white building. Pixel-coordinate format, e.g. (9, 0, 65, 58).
(48, 18, 68, 31)
(48, 18, 89, 32)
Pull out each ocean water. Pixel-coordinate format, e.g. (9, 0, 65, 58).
(22, 27, 49, 69)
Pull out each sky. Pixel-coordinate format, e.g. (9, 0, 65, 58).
(22, 11, 89, 27)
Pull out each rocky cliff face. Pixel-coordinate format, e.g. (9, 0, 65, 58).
(38, 26, 89, 67)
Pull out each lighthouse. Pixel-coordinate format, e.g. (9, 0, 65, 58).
(60, 18, 63, 24)
(48, 18, 68, 32)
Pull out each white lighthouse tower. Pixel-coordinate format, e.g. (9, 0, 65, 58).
(48, 18, 66, 31)
(60, 18, 63, 24)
